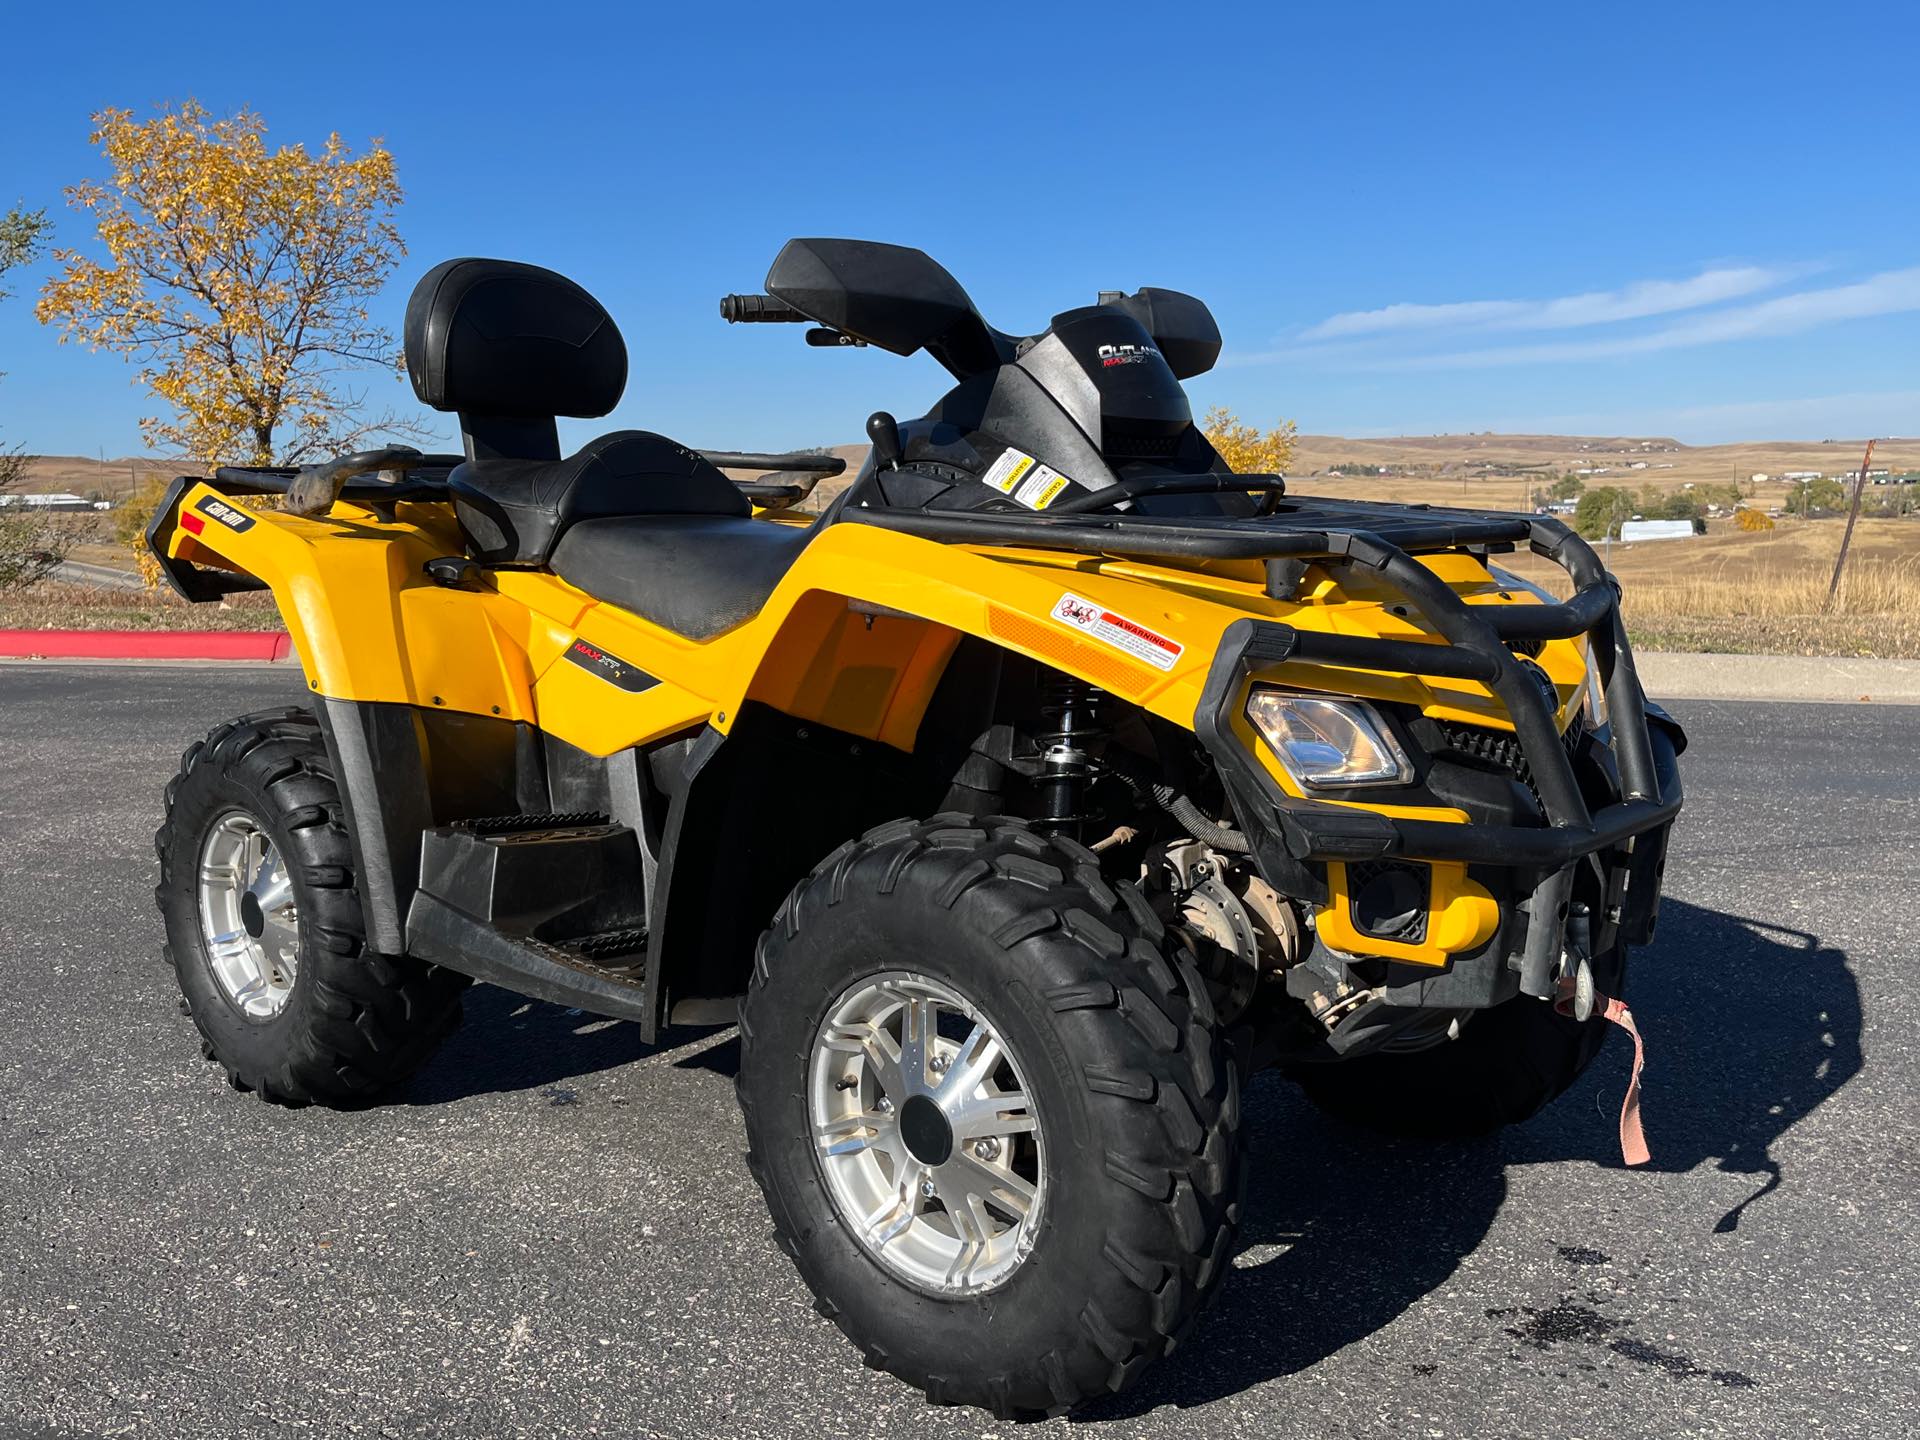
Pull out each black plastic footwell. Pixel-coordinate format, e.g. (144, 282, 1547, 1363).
(406, 891, 651, 1022)
(403, 817, 652, 1022)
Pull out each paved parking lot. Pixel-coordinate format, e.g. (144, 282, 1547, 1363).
(1, 664, 1914, 1438)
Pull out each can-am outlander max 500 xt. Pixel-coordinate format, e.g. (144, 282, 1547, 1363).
(149, 239, 1685, 1417)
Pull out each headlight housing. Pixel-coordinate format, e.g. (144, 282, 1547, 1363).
(1245, 687, 1413, 790)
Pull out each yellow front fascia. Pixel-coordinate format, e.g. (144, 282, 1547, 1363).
(1316, 860, 1501, 967)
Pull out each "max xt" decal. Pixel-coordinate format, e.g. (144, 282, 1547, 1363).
(563, 639, 661, 694)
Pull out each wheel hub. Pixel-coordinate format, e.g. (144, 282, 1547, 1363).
(197, 811, 300, 1021)
(898, 1094, 954, 1166)
(809, 971, 1045, 1295)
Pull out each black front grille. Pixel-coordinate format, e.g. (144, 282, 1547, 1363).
(1434, 716, 1584, 805)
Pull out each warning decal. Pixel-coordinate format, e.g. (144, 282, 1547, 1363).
(1015, 464, 1071, 510)
(1049, 592, 1184, 671)
(981, 448, 1036, 495)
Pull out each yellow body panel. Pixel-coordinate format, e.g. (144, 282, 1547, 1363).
(1316, 860, 1502, 968)
(165, 482, 1580, 967)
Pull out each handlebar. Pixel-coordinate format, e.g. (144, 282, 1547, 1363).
(720, 293, 810, 323)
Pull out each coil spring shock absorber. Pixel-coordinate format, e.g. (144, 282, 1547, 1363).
(1036, 675, 1107, 836)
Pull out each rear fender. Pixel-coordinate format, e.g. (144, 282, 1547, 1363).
(150, 477, 563, 718)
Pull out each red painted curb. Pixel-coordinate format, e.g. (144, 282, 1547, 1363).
(0, 629, 293, 661)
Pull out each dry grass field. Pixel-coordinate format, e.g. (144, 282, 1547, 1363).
(1287, 431, 1920, 515)
(1496, 517, 1920, 659)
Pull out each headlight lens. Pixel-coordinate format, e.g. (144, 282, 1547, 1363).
(1245, 687, 1412, 790)
(1488, 565, 1561, 606)
(1580, 665, 1609, 729)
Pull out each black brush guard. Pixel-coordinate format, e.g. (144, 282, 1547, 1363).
(847, 499, 1684, 998)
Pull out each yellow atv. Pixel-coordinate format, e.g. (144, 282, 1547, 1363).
(148, 240, 1685, 1417)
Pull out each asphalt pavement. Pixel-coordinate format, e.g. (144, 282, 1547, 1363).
(0, 664, 1913, 1439)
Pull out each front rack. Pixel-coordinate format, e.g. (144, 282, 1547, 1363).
(844, 500, 1684, 998)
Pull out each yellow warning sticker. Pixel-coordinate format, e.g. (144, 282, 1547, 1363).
(981, 448, 1036, 495)
(1016, 465, 1072, 510)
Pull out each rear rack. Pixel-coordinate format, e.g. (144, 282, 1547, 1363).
(845, 500, 1684, 999)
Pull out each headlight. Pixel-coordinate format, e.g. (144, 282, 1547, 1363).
(1580, 665, 1609, 729)
(1488, 565, 1561, 607)
(1245, 687, 1412, 790)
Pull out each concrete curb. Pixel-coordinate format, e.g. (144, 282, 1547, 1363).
(1635, 651, 1920, 704)
(0, 629, 293, 662)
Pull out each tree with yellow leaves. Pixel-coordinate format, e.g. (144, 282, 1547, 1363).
(1200, 406, 1297, 474)
(37, 102, 422, 469)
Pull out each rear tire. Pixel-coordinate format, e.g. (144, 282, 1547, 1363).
(1288, 945, 1626, 1138)
(736, 814, 1242, 1418)
(155, 708, 467, 1106)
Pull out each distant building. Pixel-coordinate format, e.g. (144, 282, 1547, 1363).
(0, 492, 106, 513)
(1749, 472, 1771, 483)
(1619, 519, 1698, 543)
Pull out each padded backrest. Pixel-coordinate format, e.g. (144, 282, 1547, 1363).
(404, 258, 628, 420)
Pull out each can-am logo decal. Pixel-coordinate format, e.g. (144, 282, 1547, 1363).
(194, 496, 256, 532)
(1049, 592, 1184, 671)
(563, 638, 660, 694)
(1097, 342, 1160, 368)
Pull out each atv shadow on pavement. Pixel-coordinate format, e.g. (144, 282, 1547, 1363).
(397, 987, 723, 1104)
(1081, 895, 1863, 1420)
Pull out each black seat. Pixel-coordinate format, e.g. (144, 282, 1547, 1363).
(403, 256, 820, 636)
(448, 430, 748, 566)
(550, 515, 812, 641)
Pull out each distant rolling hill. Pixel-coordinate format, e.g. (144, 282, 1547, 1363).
(17, 434, 1916, 517)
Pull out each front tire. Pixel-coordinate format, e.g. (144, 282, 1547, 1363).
(155, 708, 466, 1106)
(737, 815, 1241, 1418)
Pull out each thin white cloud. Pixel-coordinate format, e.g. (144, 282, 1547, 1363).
(1301, 264, 1801, 341)
(1376, 266, 1920, 369)
(1234, 265, 1920, 371)
(1403, 390, 1920, 442)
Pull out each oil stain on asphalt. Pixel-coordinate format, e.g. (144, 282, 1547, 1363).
(1490, 1248, 1758, 1389)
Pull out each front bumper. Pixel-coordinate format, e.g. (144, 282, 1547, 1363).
(1193, 521, 1684, 999)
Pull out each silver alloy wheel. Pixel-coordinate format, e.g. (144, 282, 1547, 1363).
(810, 971, 1045, 1295)
(197, 811, 300, 1020)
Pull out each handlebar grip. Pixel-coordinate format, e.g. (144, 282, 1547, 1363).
(720, 293, 809, 323)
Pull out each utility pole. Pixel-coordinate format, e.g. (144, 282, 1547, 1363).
(1824, 438, 1875, 611)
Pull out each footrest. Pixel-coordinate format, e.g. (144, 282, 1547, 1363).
(407, 893, 652, 1022)
(408, 814, 654, 1022)
(564, 927, 650, 962)
(453, 811, 610, 835)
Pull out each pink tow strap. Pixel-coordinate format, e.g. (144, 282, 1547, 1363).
(1557, 984, 1650, 1167)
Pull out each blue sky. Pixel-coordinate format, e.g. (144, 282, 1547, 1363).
(1, 1, 1915, 458)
